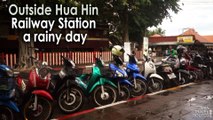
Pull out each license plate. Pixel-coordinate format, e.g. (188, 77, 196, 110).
(167, 73, 176, 79)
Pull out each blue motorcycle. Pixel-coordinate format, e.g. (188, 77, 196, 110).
(109, 63, 132, 100)
(125, 54, 148, 96)
(127, 54, 163, 93)
(0, 64, 20, 120)
(110, 55, 147, 98)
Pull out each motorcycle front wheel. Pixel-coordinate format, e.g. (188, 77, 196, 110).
(189, 71, 198, 82)
(58, 87, 84, 113)
(0, 106, 14, 120)
(147, 78, 164, 93)
(130, 79, 147, 97)
(23, 96, 52, 120)
(118, 85, 130, 101)
(195, 70, 204, 81)
(93, 85, 117, 106)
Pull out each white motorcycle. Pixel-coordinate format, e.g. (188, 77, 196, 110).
(141, 55, 164, 92)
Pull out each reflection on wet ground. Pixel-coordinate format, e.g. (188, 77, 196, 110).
(203, 95, 213, 100)
(158, 91, 174, 96)
(55, 80, 213, 120)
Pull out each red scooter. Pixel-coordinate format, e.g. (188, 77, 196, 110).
(16, 57, 53, 120)
(180, 59, 201, 82)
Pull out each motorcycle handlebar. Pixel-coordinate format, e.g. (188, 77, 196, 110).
(29, 56, 52, 69)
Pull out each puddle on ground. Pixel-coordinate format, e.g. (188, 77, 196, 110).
(126, 114, 146, 120)
(127, 96, 154, 106)
(203, 81, 210, 84)
(203, 95, 213, 100)
(187, 97, 197, 102)
(174, 86, 192, 92)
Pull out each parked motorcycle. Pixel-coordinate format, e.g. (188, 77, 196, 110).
(27, 56, 84, 113)
(203, 51, 213, 79)
(49, 56, 84, 113)
(0, 64, 20, 120)
(109, 58, 132, 100)
(180, 59, 200, 82)
(127, 54, 163, 92)
(110, 54, 147, 97)
(158, 56, 183, 87)
(17, 57, 54, 120)
(139, 55, 164, 92)
(76, 56, 117, 106)
(156, 62, 177, 88)
(162, 55, 192, 85)
(190, 52, 210, 80)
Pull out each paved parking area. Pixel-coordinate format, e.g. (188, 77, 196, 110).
(54, 80, 213, 120)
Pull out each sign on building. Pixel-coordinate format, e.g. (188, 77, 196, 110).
(177, 36, 194, 44)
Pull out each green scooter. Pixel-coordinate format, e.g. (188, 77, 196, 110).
(76, 56, 117, 106)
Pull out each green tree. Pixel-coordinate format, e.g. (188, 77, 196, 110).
(147, 28, 165, 36)
(100, 0, 181, 47)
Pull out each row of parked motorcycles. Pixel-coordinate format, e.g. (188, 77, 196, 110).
(0, 45, 212, 120)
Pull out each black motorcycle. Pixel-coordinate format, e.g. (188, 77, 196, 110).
(31, 56, 85, 113)
(156, 58, 178, 88)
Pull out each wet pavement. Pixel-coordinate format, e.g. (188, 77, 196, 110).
(53, 80, 213, 120)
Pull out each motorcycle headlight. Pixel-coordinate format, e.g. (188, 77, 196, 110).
(59, 69, 66, 79)
(6, 69, 13, 77)
(116, 70, 124, 77)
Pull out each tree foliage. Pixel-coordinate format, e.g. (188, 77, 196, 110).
(147, 28, 165, 37)
(102, 0, 181, 45)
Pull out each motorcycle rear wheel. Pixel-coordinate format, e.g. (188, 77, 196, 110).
(23, 96, 52, 120)
(147, 78, 163, 93)
(0, 106, 14, 120)
(131, 79, 147, 97)
(118, 85, 130, 101)
(195, 70, 204, 81)
(179, 72, 189, 85)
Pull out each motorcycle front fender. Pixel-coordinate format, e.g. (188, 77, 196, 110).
(0, 101, 20, 112)
(119, 79, 133, 86)
(89, 78, 117, 94)
(149, 73, 164, 81)
(61, 79, 84, 91)
(133, 73, 147, 81)
(32, 90, 53, 101)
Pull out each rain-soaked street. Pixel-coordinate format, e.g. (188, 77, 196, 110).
(53, 80, 213, 120)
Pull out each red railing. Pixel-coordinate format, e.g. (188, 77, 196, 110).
(0, 53, 17, 67)
(0, 51, 143, 67)
(34, 51, 113, 66)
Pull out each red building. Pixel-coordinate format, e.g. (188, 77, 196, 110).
(149, 28, 213, 56)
